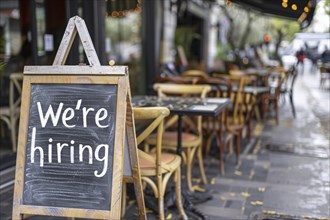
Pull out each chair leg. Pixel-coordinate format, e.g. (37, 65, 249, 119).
(11, 117, 17, 152)
(197, 144, 208, 185)
(247, 119, 252, 141)
(262, 100, 268, 120)
(289, 93, 296, 118)
(158, 193, 165, 220)
(175, 166, 188, 220)
(228, 137, 234, 157)
(274, 100, 279, 125)
(235, 134, 241, 165)
(253, 104, 261, 121)
(204, 132, 213, 157)
(186, 148, 194, 192)
(121, 182, 127, 218)
(218, 137, 225, 176)
(157, 176, 165, 220)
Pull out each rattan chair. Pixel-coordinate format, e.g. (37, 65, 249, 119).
(147, 83, 211, 192)
(261, 70, 286, 124)
(212, 74, 255, 165)
(123, 107, 187, 220)
(0, 73, 23, 151)
(197, 77, 234, 174)
(280, 66, 298, 118)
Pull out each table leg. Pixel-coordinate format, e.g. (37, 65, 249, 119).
(174, 114, 210, 220)
(176, 114, 183, 156)
(216, 111, 225, 175)
(252, 95, 261, 121)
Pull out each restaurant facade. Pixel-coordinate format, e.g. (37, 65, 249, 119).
(0, 0, 224, 96)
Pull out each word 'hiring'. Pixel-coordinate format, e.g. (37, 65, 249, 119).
(30, 99, 112, 177)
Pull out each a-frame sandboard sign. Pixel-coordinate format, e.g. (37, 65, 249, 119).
(12, 16, 146, 220)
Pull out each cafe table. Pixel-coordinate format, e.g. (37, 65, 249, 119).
(216, 85, 269, 121)
(132, 96, 231, 157)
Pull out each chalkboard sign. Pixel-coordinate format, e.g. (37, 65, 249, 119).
(13, 69, 128, 219)
(23, 84, 117, 210)
(13, 15, 146, 220)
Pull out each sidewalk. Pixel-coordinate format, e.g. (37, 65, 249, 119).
(194, 63, 330, 219)
(1, 63, 329, 220)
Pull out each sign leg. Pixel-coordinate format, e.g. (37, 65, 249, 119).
(125, 92, 146, 219)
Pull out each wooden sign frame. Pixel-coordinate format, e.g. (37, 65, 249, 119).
(12, 16, 146, 220)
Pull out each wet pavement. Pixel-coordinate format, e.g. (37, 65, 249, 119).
(1, 63, 329, 219)
(192, 63, 329, 220)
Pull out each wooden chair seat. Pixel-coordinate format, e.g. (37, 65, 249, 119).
(148, 131, 200, 147)
(139, 152, 181, 176)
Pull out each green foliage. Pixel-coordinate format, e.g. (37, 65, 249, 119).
(105, 13, 141, 45)
(221, 4, 300, 46)
(271, 18, 300, 42)
(216, 42, 230, 60)
(174, 27, 200, 60)
(324, 0, 330, 16)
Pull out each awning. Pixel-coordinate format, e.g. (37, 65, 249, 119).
(230, 0, 317, 29)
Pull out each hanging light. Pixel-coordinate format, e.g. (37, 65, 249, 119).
(107, 0, 141, 17)
(291, 4, 298, 11)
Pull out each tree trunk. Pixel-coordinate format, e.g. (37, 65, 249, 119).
(221, 6, 237, 51)
(275, 28, 284, 66)
(239, 11, 254, 50)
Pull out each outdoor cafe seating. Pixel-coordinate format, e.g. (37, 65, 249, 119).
(152, 70, 262, 174)
(145, 83, 211, 192)
(279, 66, 298, 118)
(0, 73, 23, 152)
(122, 107, 187, 220)
(212, 73, 257, 137)
(196, 76, 252, 174)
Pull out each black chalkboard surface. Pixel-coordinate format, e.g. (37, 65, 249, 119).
(23, 84, 117, 210)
